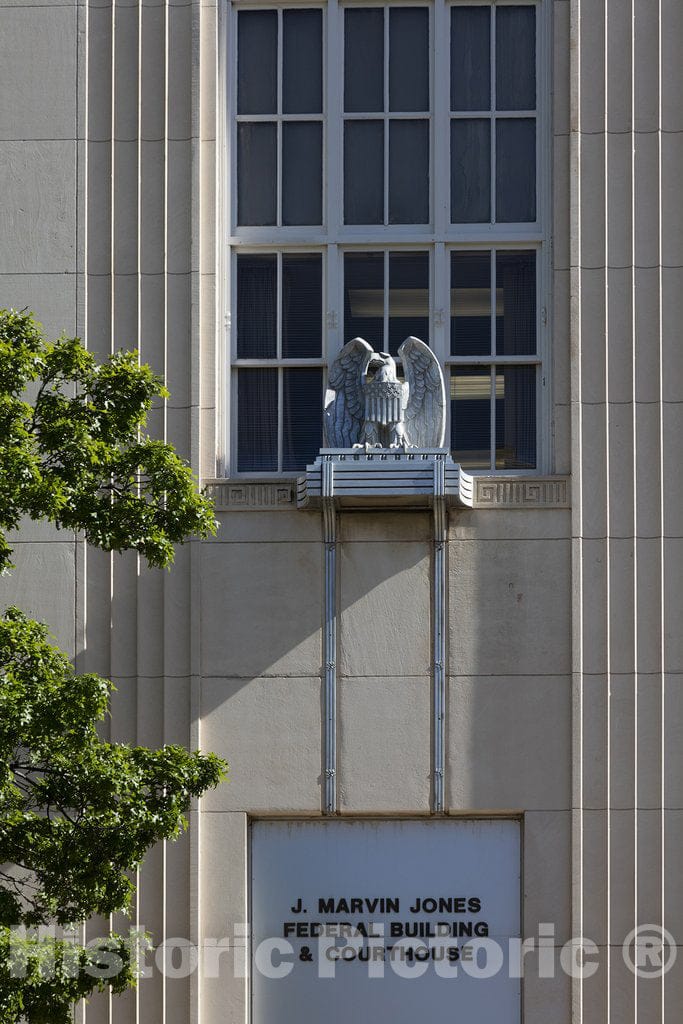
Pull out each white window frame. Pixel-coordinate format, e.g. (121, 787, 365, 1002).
(219, 0, 552, 478)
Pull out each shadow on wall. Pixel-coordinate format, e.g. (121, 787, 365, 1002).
(198, 508, 432, 812)
(200, 508, 432, 688)
(446, 509, 573, 812)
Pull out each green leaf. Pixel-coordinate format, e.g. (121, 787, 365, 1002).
(0, 310, 228, 1022)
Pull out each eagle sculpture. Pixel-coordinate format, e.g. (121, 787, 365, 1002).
(324, 336, 445, 449)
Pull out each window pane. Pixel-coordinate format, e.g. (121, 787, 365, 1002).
(390, 8, 429, 112)
(450, 250, 491, 356)
(237, 123, 277, 225)
(496, 118, 536, 222)
(344, 8, 384, 113)
(496, 6, 536, 111)
(496, 365, 536, 468)
(451, 6, 490, 111)
(238, 11, 277, 115)
(344, 252, 384, 351)
(389, 251, 429, 357)
(237, 369, 278, 472)
(282, 122, 323, 225)
(283, 10, 323, 114)
(389, 120, 429, 224)
(282, 254, 323, 358)
(496, 250, 536, 355)
(450, 366, 491, 469)
(236, 255, 277, 358)
(283, 368, 324, 471)
(451, 119, 490, 223)
(344, 121, 384, 224)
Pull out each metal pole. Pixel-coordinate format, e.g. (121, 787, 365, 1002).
(322, 457, 337, 814)
(433, 454, 447, 813)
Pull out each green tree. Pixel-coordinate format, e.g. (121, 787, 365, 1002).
(0, 310, 227, 1023)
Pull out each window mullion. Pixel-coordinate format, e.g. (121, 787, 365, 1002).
(490, 245, 496, 471)
(490, 4, 496, 225)
(491, 246, 497, 358)
(277, 252, 283, 470)
(538, 0, 552, 472)
(276, 252, 283, 360)
(326, 0, 341, 238)
(277, 8, 283, 227)
(383, 8, 390, 227)
(434, 240, 449, 442)
(383, 251, 389, 350)
(433, 0, 447, 237)
(326, 243, 339, 359)
(446, 355, 542, 367)
(489, 365, 496, 471)
(433, 241, 448, 363)
(277, 368, 284, 473)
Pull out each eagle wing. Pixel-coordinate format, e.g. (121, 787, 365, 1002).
(399, 336, 446, 448)
(324, 337, 374, 447)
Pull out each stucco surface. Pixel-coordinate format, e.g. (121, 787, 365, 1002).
(449, 538, 571, 676)
(0, 542, 76, 656)
(338, 675, 431, 812)
(340, 542, 430, 677)
(447, 675, 570, 812)
(200, 541, 323, 678)
(201, 677, 322, 812)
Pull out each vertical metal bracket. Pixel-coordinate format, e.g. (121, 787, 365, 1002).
(432, 455, 448, 814)
(322, 457, 337, 815)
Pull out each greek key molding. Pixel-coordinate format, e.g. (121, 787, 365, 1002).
(473, 477, 570, 509)
(204, 480, 295, 510)
(206, 473, 569, 510)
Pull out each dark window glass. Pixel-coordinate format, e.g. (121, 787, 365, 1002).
(283, 10, 323, 114)
(451, 6, 491, 111)
(389, 120, 429, 224)
(496, 118, 536, 222)
(236, 255, 277, 358)
(496, 364, 536, 468)
(238, 369, 278, 471)
(450, 365, 491, 468)
(451, 251, 491, 356)
(389, 252, 429, 356)
(344, 252, 384, 351)
(496, 250, 536, 355)
(282, 122, 323, 225)
(344, 8, 384, 112)
(237, 123, 277, 225)
(389, 8, 429, 112)
(283, 368, 324, 470)
(282, 254, 323, 358)
(451, 119, 490, 223)
(344, 121, 384, 224)
(238, 11, 277, 115)
(496, 6, 536, 111)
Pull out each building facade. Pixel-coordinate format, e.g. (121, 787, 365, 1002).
(1, 0, 682, 1021)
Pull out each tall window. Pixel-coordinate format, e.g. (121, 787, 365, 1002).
(227, 0, 547, 475)
(236, 9, 323, 226)
(343, 7, 430, 225)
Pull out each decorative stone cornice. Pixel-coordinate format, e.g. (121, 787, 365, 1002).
(471, 477, 570, 509)
(203, 480, 295, 510)
(204, 469, 570, 512)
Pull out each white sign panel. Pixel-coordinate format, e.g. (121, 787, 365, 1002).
(250, 819, 521, 1024)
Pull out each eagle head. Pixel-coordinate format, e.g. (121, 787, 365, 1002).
(368, 352, 398, 384)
